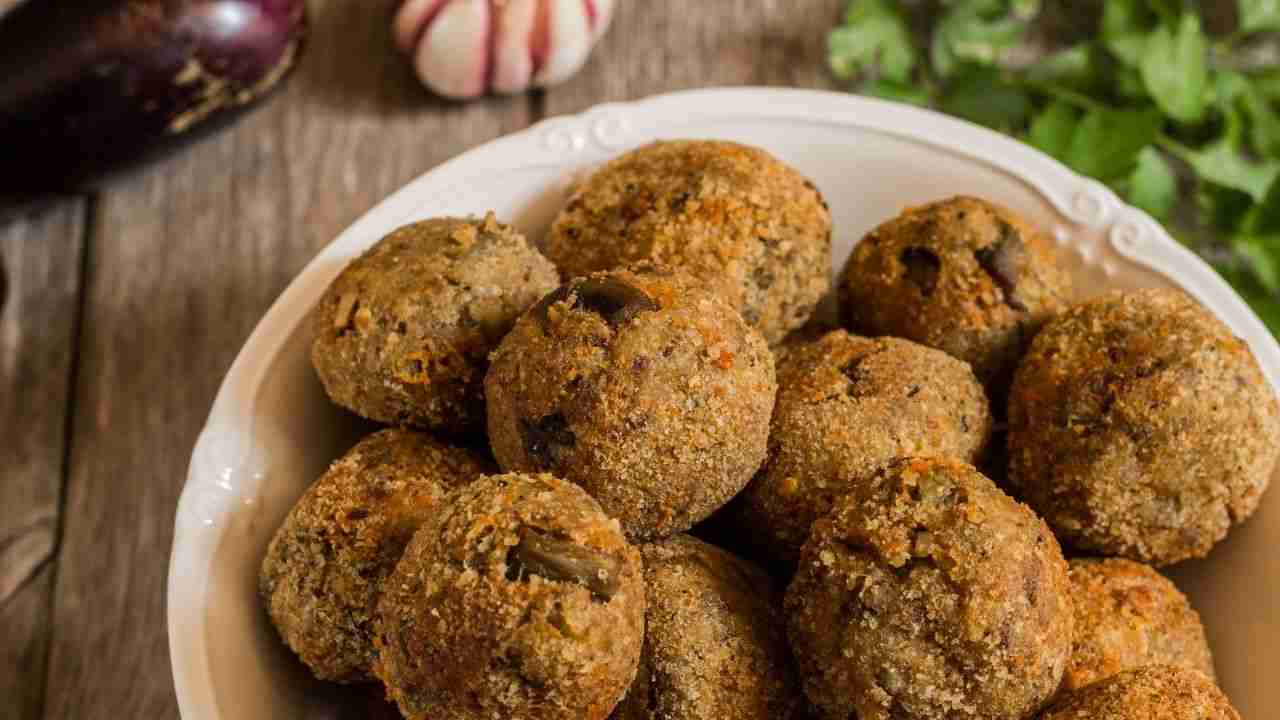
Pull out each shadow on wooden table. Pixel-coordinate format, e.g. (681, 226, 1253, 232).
(293, 0, 529, 119)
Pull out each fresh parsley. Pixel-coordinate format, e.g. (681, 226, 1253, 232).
(828, 0, 1280, 334)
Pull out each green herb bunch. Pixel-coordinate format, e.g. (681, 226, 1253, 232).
(829, 0, 1280, 332)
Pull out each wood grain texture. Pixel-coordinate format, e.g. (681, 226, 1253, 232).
(0, 199, 85, 720)
(39, 2, 530, 718)
(37, 2, 842, 718)
(542, 0, 843, 115)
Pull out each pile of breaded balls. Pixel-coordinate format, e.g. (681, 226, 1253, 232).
(260, 140, 1280, 720)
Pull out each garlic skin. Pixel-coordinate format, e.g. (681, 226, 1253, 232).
(394, 0, 616, 100)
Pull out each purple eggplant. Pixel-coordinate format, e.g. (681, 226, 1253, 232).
(0, 0, 306, 194)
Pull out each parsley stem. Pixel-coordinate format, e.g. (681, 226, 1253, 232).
(1154, 135, 1196, 163)
(1020, 80, 1194, 163)
(1024, 82, 1106, 114)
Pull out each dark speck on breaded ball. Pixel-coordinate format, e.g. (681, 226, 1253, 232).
(1007, 288, 1280, 565)
(1063, 558, 1214, 691)
(785, 457, 1073, 720)
(838, 196, 1071, 395)
(738, 330, 992, 565)
(485, 265, 776, 540)
(1039, 665, 1239, 720)
(546, 140, 832, 344)
(375, 473, 645, 720)
(259, 428, 495, 683)
(311, 213, 559, 434)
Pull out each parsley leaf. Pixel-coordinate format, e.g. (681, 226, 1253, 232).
(931, 0, 1030, 78)
(940, 65, 1033, 131)
(1025, 45, 1095, 89)
(1242, 86, 1280, 157)
(1106, 33, 1150, 68)
(1115, 66, 1149, 99)
(1124, 147, 1178, 219)
(1255, 70, 1280, 101)
(1236, 234, 1280, 293)
(1219, 262, 1280, 333)
(1184, 142, 1280, 202)
(1101, 0, 1153, 67)
(1178, 105, 1280, 202)
(1216, 71, 1280, 157)
(1140, 12, 1209, 123)
(1238, 0, 1280, 33)
(1239, 178, 1280, 237)
(1065, 107, 1164, 180)
(828, 0, 917, 84)
(1030, 103, 1162, 183)
(1102, 0, 1150, 36)
(827, 0, 1280, 336)
(1028, 100, 1079, 159)
(1145, 0, 1182, 24)
(864, 78, 932, 105)
(1198, 185, 1256, 234)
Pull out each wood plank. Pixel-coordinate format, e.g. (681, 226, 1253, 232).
(40, 1, 533, 717)
(0, 198, 85, 720)
(543, 0, 843, 115)
(42, 2, 844, 717)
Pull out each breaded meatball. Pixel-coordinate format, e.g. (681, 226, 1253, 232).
(546, 140, 832, 344)
(485, 266, 776, 540)
(1063, 558, 1214, 691)
(375, 473, 645, 720)
(738, 331, 992, 565)
(311, 213, 559, 434)
(838, 196, 1071, 394)
(1008, 288, 1280, 565)
(1039, 665, 1239, 720)
(259, 429, 495, 682)
(786, 457, 1072, 720)
(610, 535, 804, 720)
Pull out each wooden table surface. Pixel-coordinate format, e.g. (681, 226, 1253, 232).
(0, 1, 842, 717)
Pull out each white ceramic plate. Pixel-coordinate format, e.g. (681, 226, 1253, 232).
(168, 87, 1280, 720)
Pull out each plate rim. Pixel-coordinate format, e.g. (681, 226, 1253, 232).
(167, 86, 1280, 720)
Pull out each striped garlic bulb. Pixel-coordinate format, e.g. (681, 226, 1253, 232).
(394, 0, 616, 99)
